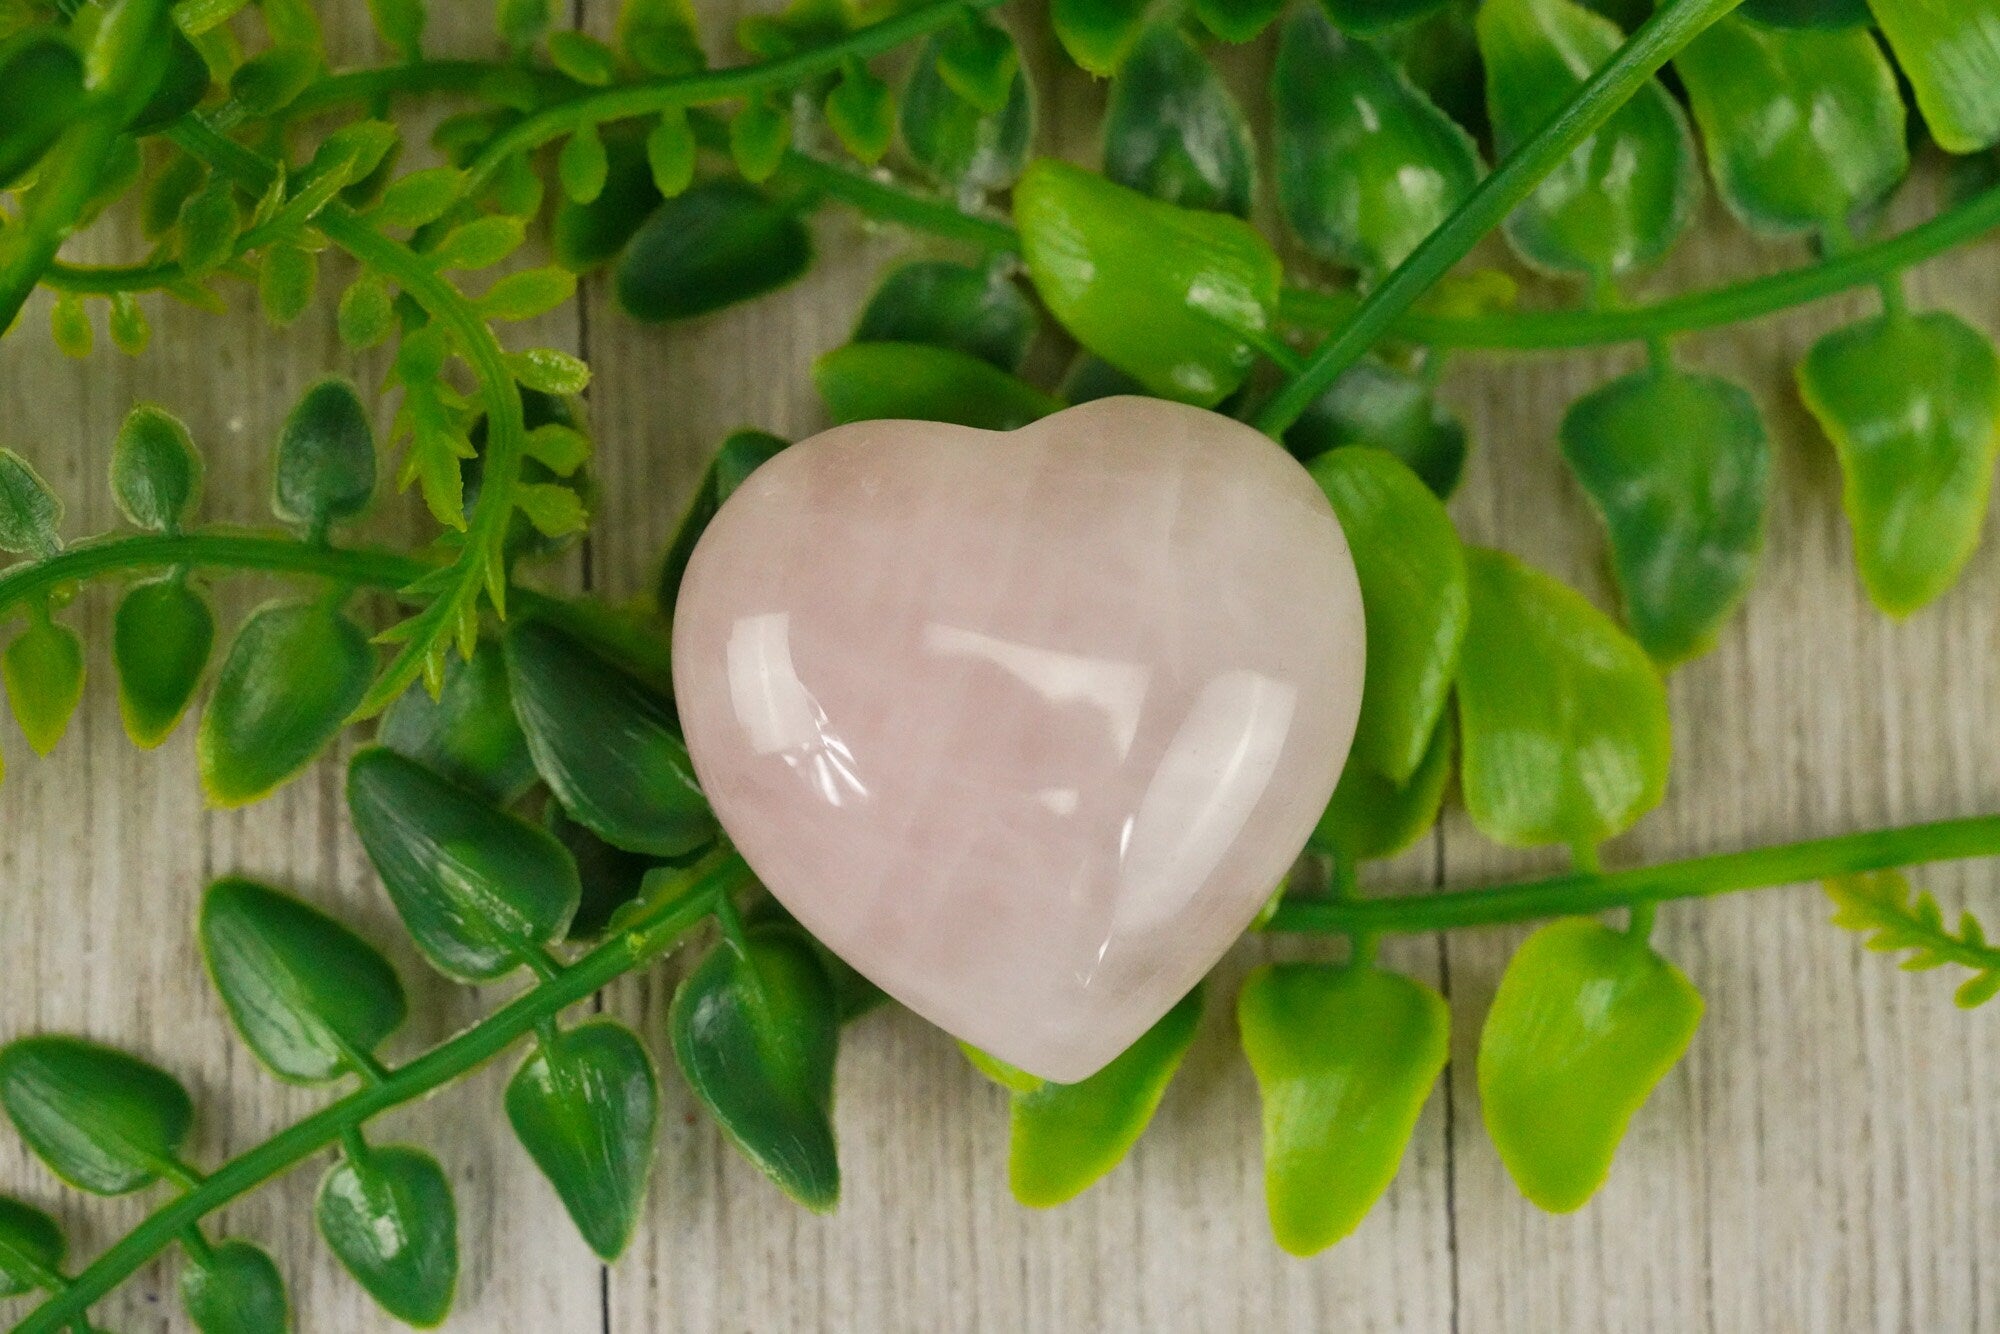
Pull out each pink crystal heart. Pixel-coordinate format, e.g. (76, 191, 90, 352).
(671, 397, 1365, 1082)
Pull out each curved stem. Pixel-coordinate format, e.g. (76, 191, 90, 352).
(1252, 0, 1745, 435)
(1264, 813, 2000, 936)
(14, 852, 753, 1334)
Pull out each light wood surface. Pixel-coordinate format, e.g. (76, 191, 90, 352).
(4, 3, 1999, 1330)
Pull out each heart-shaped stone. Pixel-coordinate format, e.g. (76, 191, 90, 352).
(671, 397, 1365, 1082)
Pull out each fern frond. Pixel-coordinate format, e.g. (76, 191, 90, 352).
(1825, 871, 2000, 1008)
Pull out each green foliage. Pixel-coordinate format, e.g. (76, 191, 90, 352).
(0, 35, 85, 189)
(1742, 0, 1871, 26)
(814, 341, 1062, 430)
(0, 1037, 193, 1194)
(274, 379, 376, 535)
(316, 1143, 458, 1327)
(657, 429, 789, 617)
(0, 450, 63, 558)
(614, 180, 812, 323)
(1826, 871, 2000, 1008)
(1320, 0, 1454, 34)
(111, 406, 202, 532)
(198, 598, 373, 808)
(1050, 0, 1148, 75)
(179, 1239, 288, 1334)
(3, 609, 82, 756)
(1868, 0, 2000, 154)
(826, 61, 895, 164)
(0, 1195, 65, 1296)
(113, 577, 215, 747)
(379, 642, 536, 805)
(1102, 23, 1255, 217)
(1311, 713, 1454, 861)
(505, 1021, 659, 1259)
(900, 30, 1034, 194)
(1283, 357, 1467, 497)
(852, 260, 1039, 370)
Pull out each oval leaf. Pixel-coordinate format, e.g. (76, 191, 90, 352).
(378, 642, 536, 806)
(316, 1144, 457, 1327)
(1867, 0, 2000, 154)
(4, 614, 83, 756)
(814, 342, 1062, 431)
(0, 449, 62, 558)
(1103, 24, 1255, 217)
(111, 405, 202, 532)
(1478, 918, 1702, 1211)
(1052, 0, 1147, 74)
(0, 1037, 193, 1195)
(1284, 357, 1468, 498)
(0, 1195, 65, 1297)
(852, 260, 1038, 371)
(1311, 712, 1454, 861)
(180, 1239, 288, 1334)
(1321, 0, 1454, 34)
(273, 379, 376, 534)
(613, 180, 811, 323)
(900, 31, 1034, 193)
(505, 1020, 659, 1260)
(113, 577, 215, 748)
(553, 127, 664, 272)
(0, 36, 86, 189)
(198, 598, 373, 808)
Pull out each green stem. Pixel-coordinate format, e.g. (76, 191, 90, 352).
(1252, 0, 1745, 435)
(0, 531, 428, 614)
(1264, 813, 2000, 936)
(14, 852, 754, 1334)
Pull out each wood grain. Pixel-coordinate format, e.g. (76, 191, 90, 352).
(5, 1, 2000, 1330)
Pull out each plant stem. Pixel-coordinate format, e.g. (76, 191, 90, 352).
(1264, 813, 2000, 936)
(1252, 0, 1745, 435)
(14, 852, 754, 1334)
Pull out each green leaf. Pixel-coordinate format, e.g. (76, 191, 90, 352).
(177, 174, 242, 279)
(853, 260, 1038, 371)
(1103, 24, 1254, 216)
(656, 430, 788, 617)
(1741, 0, 1871, 26)
(1455, 547, 1670, 849)
(1311, 711, 1454, 861)
(230, 45, 316, 116)
(936, 13, 1019, 112)
(179, 1239, 288, 1334)
(554, 128, 664, 272)
(827, 61, 894, 165)
(506, 347, 592, 395)
(1193, 0, 1284, 42)
(506, 1021, 659, 1260)
(1479, 918, 1702, 1212)
(644, 111, 697, 199)
(1867, 0, 2000, 153)
(558, 122, 609, 205)
(1275, 11, 1484, 283)
(1016, 159, 1281, 407)
(1478, 0, 1699, 279)
(366, 0, 426, 59)
(1676, 16, 1907, 235)
(670, 925, 840, 1211)
(0, 1037, 193, 1195)
(0, 1195, 64, 1297)
(479, 266, 577, 321)
(337, 277, 395, 349)
(0, 449, 63, 558)
(1797, 310, 2000, 616)
(619, 0, 705, 75)
(1824, 870, 2000, 1006)
(112, 577, 214, 749)
(4, 613, 83, 756)
(1560, 366, 1771, 664)
(1319, 0, 1454, 35)
(548, 30, 617, 85)
(0, 35, 85, 189)
(273, 379, 376, 534)
(1052, 0, 1149, 74)
(429, 215, 526, 272)
(347, 746, 581, 981)
(112, 406, 202, 532)
(48, 294, 92, 359)
(197, 598, 373, 808)
(1283, 357, 1467, 497)
(546, 804, 650, 939)
(505, 617, 714, 856)
(613, 180, 812, 323)
(1008, 987, 1203, 1207)
(900, 32, 1034, 194)
(259, 243, 317, 328)
(813, 342, 1062, 431)
(1239, 964, 1449, 1254)
(109, 293, 151, 356)
(729, 98, 790, 183)
(379, 642, 535, 805)
(515, 481, 588, 537)
(316, 1144, 457, 1327)
(370, 167, 468, 229)
(1309, 447, 1467, 784)
(199, 877, 407, 1084)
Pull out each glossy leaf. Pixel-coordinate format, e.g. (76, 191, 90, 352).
(1103, 24, 1255, 216)
(113, 577, 215, 748)
(180, 1239, 288, 1334)
(378, 642, 535, 805)
(0, 450, 62, 558)
(1240, 964, 1449, 1254)
(936, 12, 1018, 112)
(347, 746, 580, 981)
(273, 379, 376, 534)
(1311, 712, 1454, 861)
(1479, 918, 1702, 1211)
(1284, 357, 1467, 497)
(0, 1195, 64, 1297)
(1676, 16, 1906, 235)
(901, 32, 1034, 195)
(1455, 548, 1670, 850)
(0, 1037, 193, 1195)
(1016, 159, 1281, 406)
(547, 804, 651, 939)
(506, 618, 713, 856)
(199, 877, 407, 1084)
(1797, 311, 2000, 615)
(558, 123, 609, 204)
(111, 406, 202, 532)
(1560, 366, 1771, 663)
(1310, 447, 1467, 783)
(0, 36, 86, 189)
(614, 180, 811, 323)
(4, 614, 83, 756)
(1479, 0, 1699, 279)
(853, 260, 1038, 371)
(1275, 11, 1483, 283)
(1051, 0, 1148, 74)
(1868, 0, 2000, 153)
(1008, 987, 1203, 1207)
(198, 599, 372, 808)
(552, 131, 663, 269)
(826, 62, 894, 165)
(317, 1145, 457, 1327)
(506, 1020, 659, 1260)
(670, 925, 841, 1211)
(814, 342, 1061, 431)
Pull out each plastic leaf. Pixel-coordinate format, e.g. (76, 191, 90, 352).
(1016, 159, 1280, 407)
(179, 1239, 288, 1334)
(645, 111, 697, 199)
(0, 1037, 193, 1195)
(619, 0, 705, 75)
(554, 128, 664, 272)
(429, 216, 526, 272)
(900, 32, 1034, 194)
(1103, 24, 1255, 217)
(1275, 11, 1483, 283)
(814, 342, 1062, 431)
(1741, 0, 1871, 26)
(1559, 365, 1771, 664)
(546, 805, 650, 940)
(1310, 447, 1467, 784)
(1797, 310, 2000, 616)
(1193, 0, 1284, 43)
(0, 450, 62, 558)
(1008, 987, 1202, 1207)
(199, 878, 407, 1084)
(548, 30, 616, 85)
(0, 36, 85, 189)
(1051, 0, 1149, 74)
(365, 0, 425, 58)
(316, 1145, 457, 1327)
(937, 13, 1019, 112)
(1283, 357, 1467, 497)
(613, 180, 811, 323)
(1478, 918, 1702, 1212)
(1478, 0, 1699, 279)
(1455, 548, 1670, 849)
(1239, 964, 1449, 1254)
(347, 746, 581, 981)
(4, 614, 83, 756)
(0, 1195, 64, 1297)
(379, 643, 535, 805)
(197, 598, 373, 808)
(504, 617, 715, 856)
(176, 175, 241, 279)
(1867, 0, 2000, 154)
(670, 925, 841, 1211)
(1311, 712, 1454, 861)
(657, 430, 789, 617)
(109, 577, 213, 748)
(479, 266, 577, 321)
(558, 123, 609, 205)
(1824, 871, 2000, 1006)
(506, 347, 591, 395)
(337, 277, 394, 349)
(49, 295, 91, 359)
(369, 167, 467, 229)
(112, 406, 202, 533)
(109, 293, 151, 356)
(826, 62, 895, 165)
(853, 260, 1038, 371)
(729, 99, 789, 183)
(506, 1020, 659, 1260)
(274, 379, 376, 534)
(259, 243, 317, 328)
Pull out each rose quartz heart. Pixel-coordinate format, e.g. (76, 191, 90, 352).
(671, 397, 1365, 1082)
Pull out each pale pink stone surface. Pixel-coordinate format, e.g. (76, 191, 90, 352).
(672, 397, 1366, 1083)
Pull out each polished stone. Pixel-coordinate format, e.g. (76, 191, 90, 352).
(672, 398, 1366, 1082)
